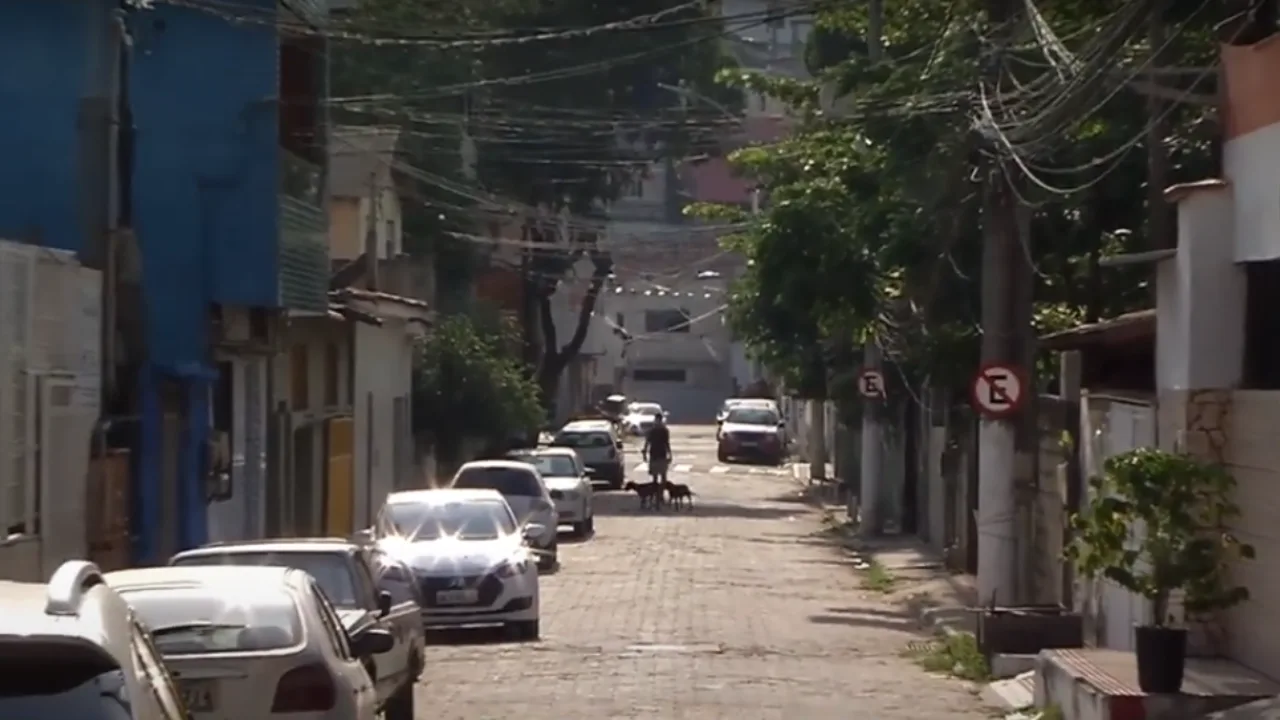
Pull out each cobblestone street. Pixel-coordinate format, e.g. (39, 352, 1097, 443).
(415, 426, 993, 719)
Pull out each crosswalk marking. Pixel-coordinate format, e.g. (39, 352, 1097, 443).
(710, 465, 729, 474)
(630, 462, 789, 476)
(673, 463, 692, 473)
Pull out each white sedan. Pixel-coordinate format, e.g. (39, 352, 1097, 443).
(106, 564, 393, 720)
(508, 447, 595, 536)
(622, 402, 664, 436)
(376, 488, 542, 640)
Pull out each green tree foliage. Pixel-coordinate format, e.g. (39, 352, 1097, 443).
(704, 0, 1224, 399)
(412, 313, 544, 461)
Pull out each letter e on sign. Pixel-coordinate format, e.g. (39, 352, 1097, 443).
(970, 363, 1025, 419)
(858, 370, 885, 399)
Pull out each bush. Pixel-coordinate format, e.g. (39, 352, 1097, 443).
(412, 314, 544, 460)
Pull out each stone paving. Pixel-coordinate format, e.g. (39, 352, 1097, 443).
(415, 427, 993, 719)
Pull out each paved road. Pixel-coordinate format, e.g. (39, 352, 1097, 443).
(416, 425, 991, 719)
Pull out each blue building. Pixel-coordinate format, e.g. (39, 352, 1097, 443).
(0, 0, 332, 565)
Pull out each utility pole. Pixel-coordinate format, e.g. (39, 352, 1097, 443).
(977, 0, 1025, 606)
(856, 0, 885, 536)
(365, 170, 380, 290)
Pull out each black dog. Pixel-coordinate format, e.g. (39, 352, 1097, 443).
(623, 481, 665, 510)
(662, 481, 695, 510)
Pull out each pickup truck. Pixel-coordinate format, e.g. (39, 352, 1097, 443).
(169, 538, 425, 720)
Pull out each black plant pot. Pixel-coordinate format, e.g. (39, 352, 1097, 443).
(1135, 625, 1187, 694)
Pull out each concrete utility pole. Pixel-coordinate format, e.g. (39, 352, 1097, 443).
(977, 0, 1026, 606)
(365, 170, 380, 290)
(858, 342, 883, 535)
(855, 0, 886, 536)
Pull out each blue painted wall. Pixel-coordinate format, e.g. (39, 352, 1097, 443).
(0, 0, 114, 252)
(128, 1, 281, 369)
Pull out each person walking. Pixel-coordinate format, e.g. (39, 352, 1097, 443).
(642, 413, 672, 487)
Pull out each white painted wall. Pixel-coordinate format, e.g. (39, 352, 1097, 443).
(353, 320, 416, 527)
(1225, 121, 1280, 262)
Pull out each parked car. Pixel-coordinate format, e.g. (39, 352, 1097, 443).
(716, 398, 781, 440)
(105, 564, 392, 720)
(717, 405, 787, 465)
(620, 402, 664, 437)
(376, 488, 542, 639)
(507, 447, 596, 537)
(168, 538, 423, 720)
(448, 460, 559, 569)
(0, 560, 188, 719)
(551, 419, 626, 489)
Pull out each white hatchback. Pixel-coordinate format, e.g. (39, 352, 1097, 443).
(448, 460, 560, 569)
(106, 565, 394, 720)
(376, 488, 542, 639)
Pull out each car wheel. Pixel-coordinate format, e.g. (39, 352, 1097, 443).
(384, 680, 415, 720)
(717, 451, 729, 463)
(507, 619, 540, 641)
(585, 515, 595, 535)
(537, 544, 558, 570)
(573, 518, 590, 537)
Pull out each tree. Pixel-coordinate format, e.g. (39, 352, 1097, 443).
(703, 0, 1222, 398)
(411, 313, 544, 464)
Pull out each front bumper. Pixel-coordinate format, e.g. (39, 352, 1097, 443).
(417, 571, 539, 626)
(719, 437, 784, 461)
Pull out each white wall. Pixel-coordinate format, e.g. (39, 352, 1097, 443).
(353, 320, 415, 527)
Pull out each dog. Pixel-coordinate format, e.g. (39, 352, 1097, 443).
(623, 480, 665, 510)
(662, 480, 695, 510)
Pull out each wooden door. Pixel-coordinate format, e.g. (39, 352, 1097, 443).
(324, 417, 355, 535)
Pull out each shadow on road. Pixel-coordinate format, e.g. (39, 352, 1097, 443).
(590, 492, 804, 520)
(425, 626, 533, 647)
(808, 606, 917, 632)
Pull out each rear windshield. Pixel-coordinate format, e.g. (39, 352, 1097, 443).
(725, 408, 779, 425)
(552, 431, 613, 449)
(452, 466, 542, 496)
(628, 404, 662, 416)
(525, 454, 578, 477)
(123, 588, 303, 655)
(0, 663, 132, 720)
(171, 551, 358, 607)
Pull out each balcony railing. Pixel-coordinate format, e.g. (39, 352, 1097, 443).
(279, 150, 328, 311)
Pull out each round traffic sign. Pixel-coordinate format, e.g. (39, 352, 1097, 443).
(970, 363, 1025, 418)
(858, 369, 885, 398)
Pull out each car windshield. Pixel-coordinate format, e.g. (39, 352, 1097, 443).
(525, 454, 578, 477)
(0, 661, 133, 720)
(171, 551, 359, 607)
(725, 408, 779, 425)
(122, 588, 302, 656)
(552, 431, 613, 448)
(382, 500, 517, 541)
(628, 403, 662, 416)
(452, 466, 543, 496)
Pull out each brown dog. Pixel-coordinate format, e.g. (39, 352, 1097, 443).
(661, 480, 694, 510)
(623, 481, 664, 510)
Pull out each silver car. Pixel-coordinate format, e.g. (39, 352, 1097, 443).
(448, 460, 560, 570)
(508, 447, 595, 537)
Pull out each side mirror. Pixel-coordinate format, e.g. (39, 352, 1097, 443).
(522, 524, 546, 542)
(376, 590, 392, 617)
(351, 627, 394, 657)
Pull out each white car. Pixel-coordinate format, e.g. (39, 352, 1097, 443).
(105, 564, 394, 720)
(508, 447, 595, 537)
(376, 488, 542, 639)
(552, 419, 626, 489)
(447, 460, 559, 569)
(622, 402, 664, 436)
(0, 560, 188, 719)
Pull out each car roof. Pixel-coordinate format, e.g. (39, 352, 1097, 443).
(106, 565, 300, 590)
(727, 398, 776, 406)
(172, 538, 359, 557)
(387, 487, 507, 505)
(456, 459, 536, 472)
(521, 447, 577, 458)
(560, 420, 613, 431)
(0, 563, 139, 659)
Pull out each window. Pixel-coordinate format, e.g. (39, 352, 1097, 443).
(0, 663, 134, 719)
(644, 309, 691, 333)
(551, 431, 613, 449)
(324, 344, 340, 405)
(382, 499, 517, 541)
(514, 454, 579, 478)
(633, 368, 687, 383)
(452, 466, 543, 496)
(309, 583, 353, 660)
(351, 553, 379, 607)
(290, 344, 309, 409)
(130, 620, 186, 720)
(171, 551, 360, 608)
(125, 588, 303, 655)
(724, 407, 780, 426)
(629, 178, 644, 198)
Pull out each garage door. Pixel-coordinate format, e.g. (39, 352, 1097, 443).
(627, 366, 731, 423)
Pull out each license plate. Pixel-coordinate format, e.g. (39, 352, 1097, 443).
(180, 680, 216, 712)
(739, 440, 757, 447)
(560, 511, 576, 520)
(436, 589, 479, 605)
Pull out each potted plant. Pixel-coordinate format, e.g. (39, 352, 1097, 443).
(1065, 448, 1254, 694)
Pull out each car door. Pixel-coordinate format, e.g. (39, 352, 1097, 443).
(370, 549, 422, 673)
(352, 551, 405, 697)
(309, 581, 378, 719)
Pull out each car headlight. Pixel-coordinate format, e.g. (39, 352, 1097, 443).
(494, 558, 532, 577)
